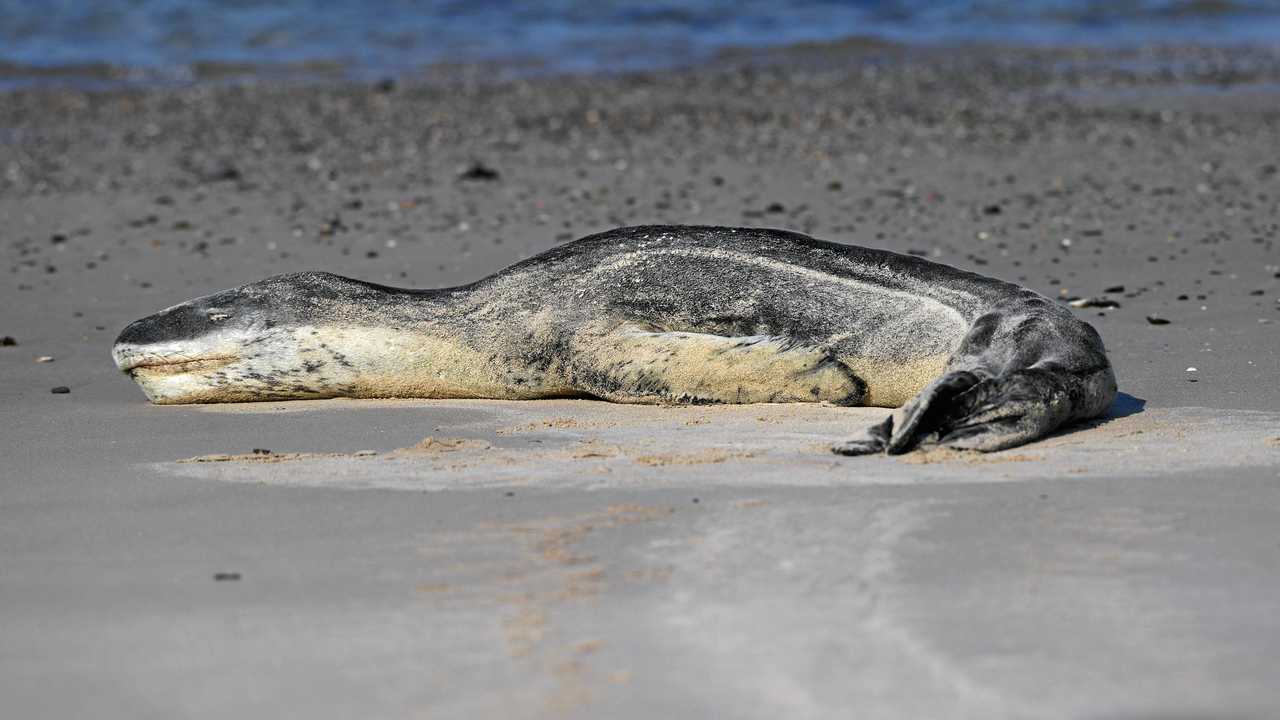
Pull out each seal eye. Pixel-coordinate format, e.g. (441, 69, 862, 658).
(208, 312, 231, 323)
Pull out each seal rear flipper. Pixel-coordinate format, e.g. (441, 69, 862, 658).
(570, 325, 866, 405)
(830, 369, 981, 456)
(833, 365, 1114, 456)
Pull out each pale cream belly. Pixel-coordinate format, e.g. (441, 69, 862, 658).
(567, 325, 951, 407)
(314, 325, 953, 407)
(139, 324, 954, 407)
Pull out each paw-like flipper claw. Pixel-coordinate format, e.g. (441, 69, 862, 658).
(831, 416, 893, 456)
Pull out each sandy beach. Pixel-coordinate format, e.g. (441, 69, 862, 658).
(2, 42, 1279, 718)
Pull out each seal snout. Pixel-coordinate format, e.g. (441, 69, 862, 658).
(111, 299, 239, 373)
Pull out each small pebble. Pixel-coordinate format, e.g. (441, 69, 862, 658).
(458, 163, 500, 182)
(251, 448, 272, 455)
(0, 336, 15, 346)
(1104, 285, 1125, 293)
(1068, 297, 1120, 309)
(1146, 316, 1171, 325)
(1186, 367, 1197, 372)
(50, 386, 70, 394)
(35, 355, 54, 363)
(213, 572, 241, 582)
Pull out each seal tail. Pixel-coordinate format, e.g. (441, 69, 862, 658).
(834, 303, 1117, 455)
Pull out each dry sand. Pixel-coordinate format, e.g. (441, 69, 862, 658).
(2, 42, 1279, 719)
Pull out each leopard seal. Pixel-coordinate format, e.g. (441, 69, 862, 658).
(111, 225, 1117, 455)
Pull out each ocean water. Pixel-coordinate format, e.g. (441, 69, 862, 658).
(2, 0, 1279, 84)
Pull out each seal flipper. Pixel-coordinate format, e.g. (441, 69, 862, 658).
(834, 298, 1118, 455)
(833, 365, 1113, 455)
(830, 370, 980, 456)
(830, 415, 894, 456)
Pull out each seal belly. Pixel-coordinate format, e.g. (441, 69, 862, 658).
(569, 324, 866, 405)
(836, 353, 952, 407)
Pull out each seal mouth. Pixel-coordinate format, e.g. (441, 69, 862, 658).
(120, 355, 238, 375)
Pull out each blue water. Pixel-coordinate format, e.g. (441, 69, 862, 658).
(3, 0, 1280, 83)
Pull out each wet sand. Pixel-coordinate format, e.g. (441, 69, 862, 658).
(2, 42, 1279, 718)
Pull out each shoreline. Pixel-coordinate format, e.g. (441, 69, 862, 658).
(4, 35, 1280, 93)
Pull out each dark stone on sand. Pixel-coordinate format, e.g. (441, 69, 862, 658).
(765, 202, 786, 214)
(458, 163, 500, 182)
(1105, 285, 1125, 293)
(1146, 316, 1171, 325)
(50, 386, 70, 394)
(50, 233, 67, 245)
(982, 204, 1002, 215)
(213, 572, 241, 582)
(0, 336, 15, 346)
(251, 448, 271, 455)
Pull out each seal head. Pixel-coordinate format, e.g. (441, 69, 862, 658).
(112, 272, 378, 404)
